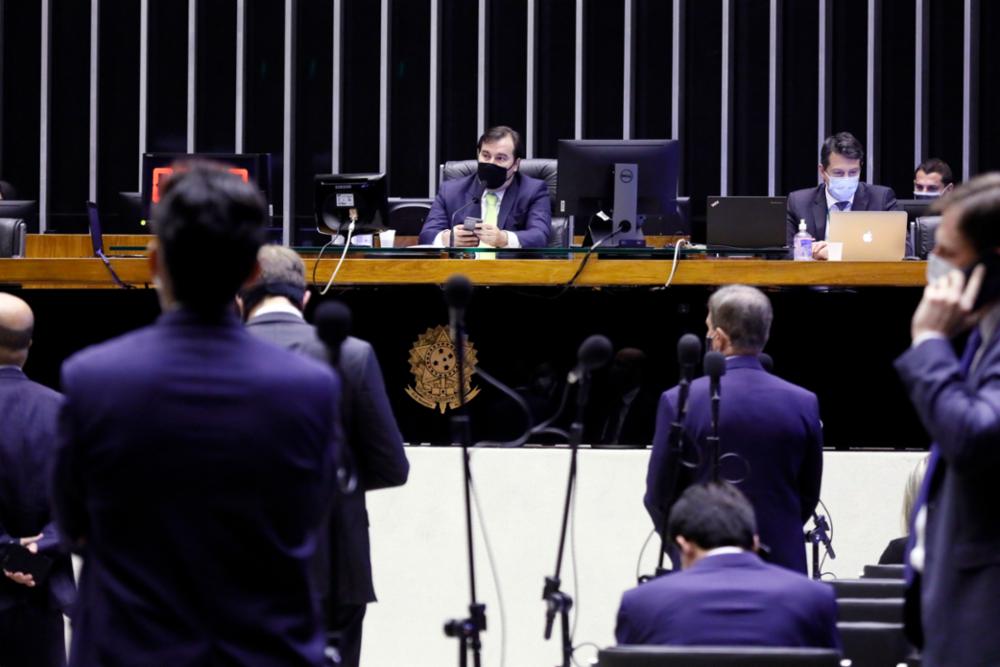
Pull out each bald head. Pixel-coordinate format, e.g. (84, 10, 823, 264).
(0, 293, 34, 367)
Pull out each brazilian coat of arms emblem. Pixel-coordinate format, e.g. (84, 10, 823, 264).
(405, 325, 481, 413)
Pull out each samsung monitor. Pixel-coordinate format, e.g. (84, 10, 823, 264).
(556, 139, 680, 245)
(314, 173, 389, 237)
(140, 153, 273, 222)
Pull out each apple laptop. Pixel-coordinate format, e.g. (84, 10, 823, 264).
(827, 210, 907, 261)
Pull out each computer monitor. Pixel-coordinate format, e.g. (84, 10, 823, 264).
(0, 200, 38, 231)
(314, 173, 389, 237)
(897, 198, 932, 223)
(556, 139, 680, 245)
(140, 153, 273, 222)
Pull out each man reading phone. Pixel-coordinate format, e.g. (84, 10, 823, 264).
(418, 125, 552, 248)
(895, 173, 1000, 666)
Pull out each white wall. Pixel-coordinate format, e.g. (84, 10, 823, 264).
(362, 447, 925, 667)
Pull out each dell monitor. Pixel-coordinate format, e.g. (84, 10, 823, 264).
(556, 139, 680, 245)
(140, 153, 273, 222)
(314, 173, 389, 237)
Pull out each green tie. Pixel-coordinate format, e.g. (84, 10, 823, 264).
(483, 192, 499, 228)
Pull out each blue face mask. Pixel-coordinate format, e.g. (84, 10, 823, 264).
(827, 176, 859, 203)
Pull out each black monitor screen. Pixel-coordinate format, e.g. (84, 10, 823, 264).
(140, 153, 272, 222)
(897, 198, 933, 223)
(556, 140, 679, 219)
(314, 174, 389, 236)
(0, 200, 38, 229)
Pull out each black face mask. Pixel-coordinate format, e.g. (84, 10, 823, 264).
(477, 161, 510, 190)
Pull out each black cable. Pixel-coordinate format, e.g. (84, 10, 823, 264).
(472, 366, 534, 449)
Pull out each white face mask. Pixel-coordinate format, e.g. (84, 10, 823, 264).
(913, 191, 941, 200)
(926, 252, 956, 284)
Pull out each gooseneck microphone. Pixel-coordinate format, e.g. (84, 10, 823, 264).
(703, 351, 726, 482)
(569, 334, 614, 407)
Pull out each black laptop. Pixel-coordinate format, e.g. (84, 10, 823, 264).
(706, 196, 787, 249)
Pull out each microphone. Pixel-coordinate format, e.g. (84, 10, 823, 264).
(568, 335, 614, 407)
(703, 351, 726, 482)
(444, 274, 473, 335)
(678, 334, 701, 379)
(450, 196, 483, 247)
(314, 300, 352, 366)
(758, 352, 774, 373)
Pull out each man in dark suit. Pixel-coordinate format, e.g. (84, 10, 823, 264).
(241, 244, 409, 667)
(52, 163, 342, 667)
(0, 293, 74, 667)
(617, 483, 839, 649)
(895, 174, 1000, 666)
(418, 125, 552, 248)
(786, 131, 901, 258)
(645, 285, 823, 574)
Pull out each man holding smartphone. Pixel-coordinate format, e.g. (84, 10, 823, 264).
(419, 125, 552, 249)
(896, 173, 1000, 666)
(0, 293, 74, 667)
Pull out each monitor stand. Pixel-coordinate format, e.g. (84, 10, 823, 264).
(588, 162, 646, 247)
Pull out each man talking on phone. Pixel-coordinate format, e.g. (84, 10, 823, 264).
(895, 173, 1000, 666)
(418, 125, 552, 248)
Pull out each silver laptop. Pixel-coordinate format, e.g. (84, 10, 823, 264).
(827, 210, 907, 261)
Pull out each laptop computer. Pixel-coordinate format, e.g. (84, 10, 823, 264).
(706, 196, 787, 249)
(827, 210, 908, 261)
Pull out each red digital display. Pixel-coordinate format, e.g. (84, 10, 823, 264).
(151, 166, 250, 204)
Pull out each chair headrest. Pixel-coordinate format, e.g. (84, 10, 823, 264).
(441, 159, 559, 208)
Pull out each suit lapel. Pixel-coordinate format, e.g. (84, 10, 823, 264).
(853, 182, 871, 211)
(498, 176, 520, 230)
(811, 186, 828, 240)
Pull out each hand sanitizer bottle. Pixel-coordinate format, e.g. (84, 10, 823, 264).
(793, 220, 813, 261)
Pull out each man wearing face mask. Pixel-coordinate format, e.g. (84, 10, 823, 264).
(418, 125, 552, 248)
(785, 131, 901, 259)
(913, 158, 955, 200)
(644, 285, 823, 574)
(895, 173, 1000, 666)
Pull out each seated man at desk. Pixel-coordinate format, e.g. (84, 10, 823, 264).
(786, 131, 900, 259)
(418, 125, 552, 248)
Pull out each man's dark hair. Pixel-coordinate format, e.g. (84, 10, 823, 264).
(667, 482, 757, 551)
(0, 322, 31, 351)
(933, 173, 1000, 254)
(820, 131, 865, 168)
(915, 158, 954, 186)
(477, 126, 523, 159)
(153, 161, 268, 313)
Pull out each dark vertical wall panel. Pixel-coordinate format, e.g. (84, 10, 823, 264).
(633, 0, 672, 140)
(293, 1, 332, 230)
(339, 0, 381, 173)
(487, 0, 527, 134)
(0, 2, 41, 200)
(196, 0, 237, 153)
(731, 0, 769, 195)
(829, 0, 868, 152)
(684, 0, 722, 224)
(926, 0, 963, 179)
(583, 0, 624, 138)
(49, 0, 91, 231)
(534, 0, 575, 157)
(438, 0, 478, 163)
(244, 0, 284, 215)
(779, 0, 819, 193)
(979, 0, 1000, 173)
(97, 0, 139, 226)
(146, 0, 189, 153)
(879, 0, 915, 194)
(389, 0, 430, 196)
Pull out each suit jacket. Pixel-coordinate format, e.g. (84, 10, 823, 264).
(615, 551, 840, 649)
(52, 308, 341, 667)
(418, 172, 552, 247)
(0, 367, 75, 614)
(895, 332, 1000, 666)
(644, 356, 823, 574)
(785, 182, 901, 247)
(246, 311, 409, 606)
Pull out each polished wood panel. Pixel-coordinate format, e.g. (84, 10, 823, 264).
(26, 234, 152, 258)
(0, 255, 925, 288)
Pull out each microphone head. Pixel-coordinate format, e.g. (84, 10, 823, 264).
(703, 351, 727, 379)
(758, 352, 774, 373)
(577, 335, 614, 372)
(677, 333, 702, 365)
(444, 274, 474, 310)
(314, 300, 352, 351)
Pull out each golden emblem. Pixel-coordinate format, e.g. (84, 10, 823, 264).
(405, 325, 481, 413)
